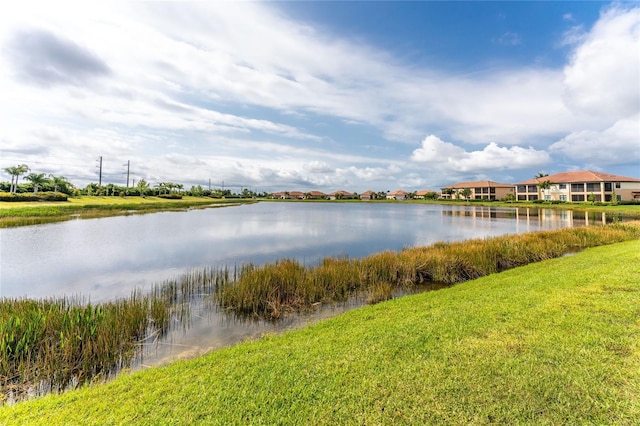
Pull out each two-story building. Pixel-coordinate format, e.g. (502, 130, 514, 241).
(440, 181, 514, 201)
(515, 171, 640, 202)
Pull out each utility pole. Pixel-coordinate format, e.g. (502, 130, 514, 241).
(123, 160, 130, 187)
(96, 156, 102, 186)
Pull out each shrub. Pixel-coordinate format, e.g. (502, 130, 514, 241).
(158, 193, 183, 199)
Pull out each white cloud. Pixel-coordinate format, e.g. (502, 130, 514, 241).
(411, 135, 550, 173)
(563, 6, 640, 120)
(0, 2, 638, 192)
(549, 114, 640, 166)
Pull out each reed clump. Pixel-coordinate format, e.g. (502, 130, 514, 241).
(218, 222, 640, 318)
(0, 295, 152, 400)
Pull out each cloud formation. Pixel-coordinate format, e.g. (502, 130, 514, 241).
(3, 28, 110, 87)
(411, 135, 550, 173)
(0, 2, 638, 192)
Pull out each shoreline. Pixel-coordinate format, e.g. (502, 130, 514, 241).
(1, 196, 639, 228)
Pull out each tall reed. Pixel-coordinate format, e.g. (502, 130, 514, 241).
(218, 223, 640, 318)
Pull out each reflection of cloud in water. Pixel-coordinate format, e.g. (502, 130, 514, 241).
(1, 203, 590, 301)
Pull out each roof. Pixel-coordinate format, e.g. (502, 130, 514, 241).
(387, 189, 408, 196)
(516, 171, 640, 185)
(361, 190, 376, 195)
(306, 190, 326, 196)
(416, 189, 437, 196)
(329, 190, 354, 196)
(442, 180, 513, 189)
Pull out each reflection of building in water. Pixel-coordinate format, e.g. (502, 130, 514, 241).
(515, 208, 610, 227)
(441, 206, 516, 220)
(442, 206, 615, 227)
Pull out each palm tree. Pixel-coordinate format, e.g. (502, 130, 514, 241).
(537, 180, 553, 201)
(24, 172, 48, 194)
(460, 188, 472, 201)
(49, 174, 69, 193)
(442, 188, 455, 199)
(3, 164, 30, 193)
(137, 179, 150, 197)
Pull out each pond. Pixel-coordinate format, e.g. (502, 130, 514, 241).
(0, 202, 621, 372)
(1, 202, 614, 301)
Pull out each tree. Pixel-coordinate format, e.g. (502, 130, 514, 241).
(3, 164, 30, 193)
(535, 172, 549, 179)
(442, 188, 455, 199)
(536, 179, 553, 201)
(49, 174, 70, 193)
(460, 188, 472, 201)
(24, 172, 48, 194)
(137, 179, 150, 197)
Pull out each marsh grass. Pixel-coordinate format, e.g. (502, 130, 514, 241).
(0, 266, 224, 402)
(0, 197, 253, 228)
(2, 222, 639, 404)
(218, 223, 640, 318)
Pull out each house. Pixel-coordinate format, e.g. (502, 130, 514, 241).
(327, 190, 354, 200)
(415, 189, 438, 200)
(386, 190, 408, 200)
(441, 181, 514, 201)
(515, 171, 640, 202)
(305, 191, 326, 199)
(270, 191, 304, 200)
(360, 190, 377, 201)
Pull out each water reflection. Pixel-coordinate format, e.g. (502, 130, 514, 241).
(1, 203, 625, 302)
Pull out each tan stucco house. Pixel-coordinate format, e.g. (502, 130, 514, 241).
(515, 171, 640, 202)
(441, 181, 514, 201)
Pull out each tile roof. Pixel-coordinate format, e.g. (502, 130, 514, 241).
(516, 171, 640, 185)
(443, 180, 513, 189)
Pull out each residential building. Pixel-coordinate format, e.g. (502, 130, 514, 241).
(515, 171, 640, 202)
(360, 190, 377, 201)
(386, 190, 408, 200)
(440, 181, 514, 201)
(415, 189, 438, 199)
(305, 191, 326, 199)
(327, 190, 354, 200)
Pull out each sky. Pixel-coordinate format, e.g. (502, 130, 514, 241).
(0, 1, 639, 193)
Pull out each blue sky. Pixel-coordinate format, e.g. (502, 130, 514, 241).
(1, 1, 638, 193)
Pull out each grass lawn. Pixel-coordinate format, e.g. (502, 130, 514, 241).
(2, 240, 639, 424)
(0, 196, 252, 227)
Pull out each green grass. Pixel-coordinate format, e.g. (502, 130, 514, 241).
(219, 223, 640, 318)
(0, 196, 253, 227)
(2, 240, 639, 424)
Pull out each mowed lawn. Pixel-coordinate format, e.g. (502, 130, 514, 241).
(2, 240, 639, 425)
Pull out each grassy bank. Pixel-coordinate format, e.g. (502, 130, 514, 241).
(2, 239, 638, 424)
(0, 196, 253, 227)
(219, 223, 640, 318)
(2, 223, 639, 402)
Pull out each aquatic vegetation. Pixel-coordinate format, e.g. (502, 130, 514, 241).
(218, 222, 640, 318)
(2, 222, 638, 403)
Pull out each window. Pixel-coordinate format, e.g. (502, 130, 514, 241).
(604, 182, 612, 191)
(528, 185, 537, 192)
(559, 195, 567, 201)
(571, 183, 584, 192)
(572, 194, 585, 202)
(490, 188, 496, 194)
(518, 195, 527, 201)
(544, 195, 551, 201)
(558, 184, 566, 190)
(615, 182, 621, 189)
(586, 183, 599, 192)
(517, 185, 527, 193)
